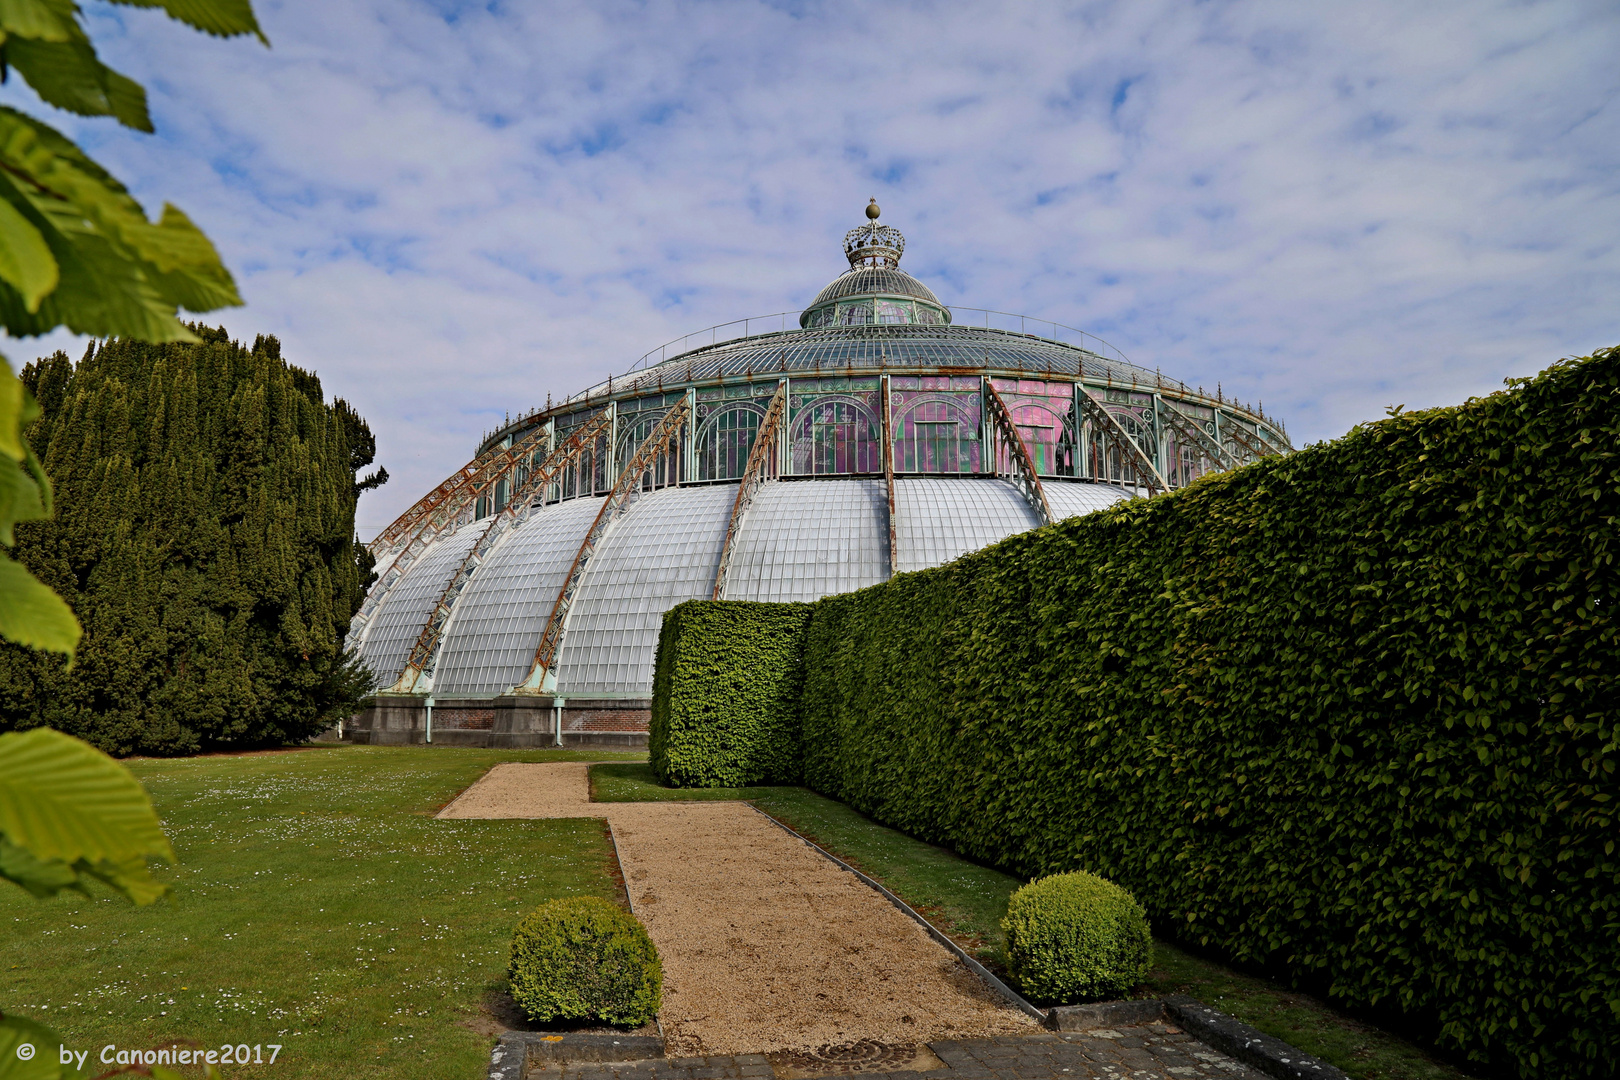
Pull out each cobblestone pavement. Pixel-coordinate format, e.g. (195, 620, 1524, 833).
(524, 1027, 1265, 1080)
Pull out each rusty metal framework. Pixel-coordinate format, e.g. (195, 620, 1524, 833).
(1075, 390, 1168, 496)
(712, 381, 788, 600)
(350, 424, 557, 647)
(1220, 417, 1278, 464)
(985, 382, 1054, 525)
(516, 397, 692, 693)
(370, 425, 553, 556)
(385, 409, 613, 694)
(1160, 400, 1237, 473)
(881, 375, 899, 571)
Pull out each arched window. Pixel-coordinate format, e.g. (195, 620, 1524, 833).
(789, 395, 880, 474)
(615, 408, 678, 488)
(894, 395, 980, 473)
(694, 403, 767, 480)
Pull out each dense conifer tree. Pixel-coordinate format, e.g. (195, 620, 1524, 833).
(0, 328, 380, 755)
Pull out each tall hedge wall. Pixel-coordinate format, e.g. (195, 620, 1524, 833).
(649, 600, 811, 787)
(652, 348, 1619, 1078)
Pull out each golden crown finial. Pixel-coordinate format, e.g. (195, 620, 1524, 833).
(866, 198, 881, 221)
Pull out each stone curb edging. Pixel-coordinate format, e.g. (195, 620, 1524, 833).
(605, 821, 665, 1042)
(1046, 999, 1166, 1030)
(490, 1033, 666, 1080)
(1162, 995, 1350, 1080)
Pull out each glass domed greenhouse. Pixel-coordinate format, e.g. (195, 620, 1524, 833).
(347, 203, 1292, 746)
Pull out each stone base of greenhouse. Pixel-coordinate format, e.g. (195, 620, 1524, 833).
(342, 694, 651, 748)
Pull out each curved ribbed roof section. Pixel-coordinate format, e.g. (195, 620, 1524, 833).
(430, 496, 606, 696)
(554, 484, 736, 695)
(892, 478, 1041, 574)
(1044, 480, 1131, 520)
(356, 477, 1136, 697)
(808, 267, 943, 309)
(360, 525, 484, 687)
(722, 479, 891, 602)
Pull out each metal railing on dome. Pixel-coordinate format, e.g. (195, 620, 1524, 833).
(518, 310, 1142, 424)
(619, 307, 1135, 377)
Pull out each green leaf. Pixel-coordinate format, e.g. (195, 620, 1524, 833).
(142, 203, 244, 313)
(0, 834, 78, 897)
(5, 34, 153, 132)
(0, 1011, 87, 1079)
(0, 356, 36, 461)
(0, 729, 172, 904)
(0, 455, 47, 544)
(109, 0, 267, 44)
(0, 0, 77, 43)
(0, 109, 242, 341)
(0, 193, 58, 312)
(0, 556, 78, 656)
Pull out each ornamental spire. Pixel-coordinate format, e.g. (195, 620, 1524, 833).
(843, 198, 905, 270)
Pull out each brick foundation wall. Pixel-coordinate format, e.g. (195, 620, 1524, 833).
(567, 708, 651, 733)
(435, 707, 495, 730)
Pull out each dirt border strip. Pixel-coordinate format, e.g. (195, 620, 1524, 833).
(745, 803, 1048, 1024)
(605, 821, 665, 1042)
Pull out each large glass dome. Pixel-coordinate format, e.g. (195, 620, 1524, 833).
(346, 204, 1292, 747)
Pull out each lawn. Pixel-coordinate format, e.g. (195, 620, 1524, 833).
(3, 745, 642, 1080)
(590, 762, 1478, 1080)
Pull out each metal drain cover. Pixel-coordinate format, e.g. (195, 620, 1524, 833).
(768, 1040, 943, 1078)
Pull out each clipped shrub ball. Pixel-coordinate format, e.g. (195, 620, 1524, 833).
(508, 897, 663, 1026)
(1001, 870, 1151, 1003)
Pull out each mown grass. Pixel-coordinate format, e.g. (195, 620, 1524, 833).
(591, 762, 1477, 1080)
(3, 745, 641, 1080)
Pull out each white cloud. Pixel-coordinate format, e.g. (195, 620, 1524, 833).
(6, 0, 1617, 536)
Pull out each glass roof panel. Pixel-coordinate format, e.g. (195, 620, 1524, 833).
(1044, 480, 1132, 520)
(724, 479, 890, 602)
(430, 496, 607, 696)
(613, 325, 1158, 400)
(554, 484, 738, 697)
(359, 525, 485, 688)
(892, 478, 1042, 574)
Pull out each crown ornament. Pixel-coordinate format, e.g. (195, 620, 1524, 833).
(843, 198, 906, 269)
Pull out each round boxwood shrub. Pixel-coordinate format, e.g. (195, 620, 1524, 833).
(1001, 870, 1151, 1003)
(508, 897, 663, 1025)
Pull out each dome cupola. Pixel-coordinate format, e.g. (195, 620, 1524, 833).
(800, 200, 951, 329)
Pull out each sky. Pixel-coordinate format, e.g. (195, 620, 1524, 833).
(5, 0, 1617, 538)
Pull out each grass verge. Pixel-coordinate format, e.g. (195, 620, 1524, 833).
(3, 745, 642, 1080)
(590, 762, 1476, 1080)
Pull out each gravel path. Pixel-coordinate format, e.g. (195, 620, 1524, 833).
(439, 763, 1034, 1055)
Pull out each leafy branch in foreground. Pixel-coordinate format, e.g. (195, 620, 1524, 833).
(0, 727, 174, 903)
(0, 2, 266, 1075)
(0, 357, 75, 655)
(0, 0, 265, 343)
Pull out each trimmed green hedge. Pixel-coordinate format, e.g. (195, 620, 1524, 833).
(1002, 871, 1152, 1004)
(649, 600, 811, 787)
(651, 348, 1619, 1078)
(798, 349, 1618, 1078)
(508, 897, 662, 1026)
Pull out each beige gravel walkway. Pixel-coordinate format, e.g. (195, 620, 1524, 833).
(439, 763, 1034, 1055)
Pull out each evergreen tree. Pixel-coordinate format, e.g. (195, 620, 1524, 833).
(0, 328, 379, 755)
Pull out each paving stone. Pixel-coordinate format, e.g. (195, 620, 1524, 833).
(517, 1022, 1272, 1080)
